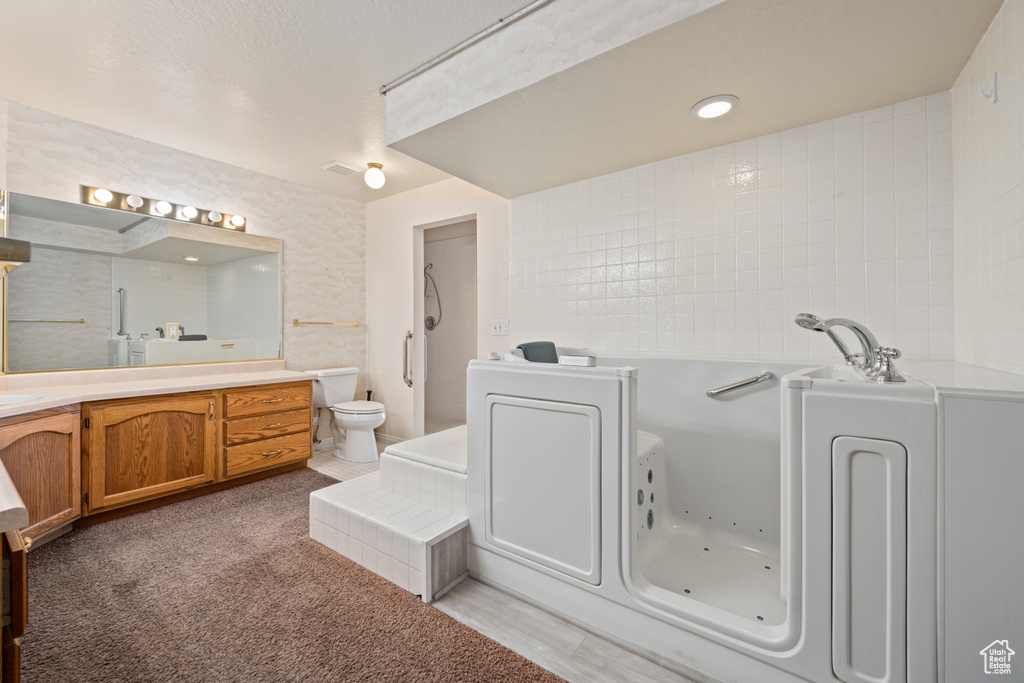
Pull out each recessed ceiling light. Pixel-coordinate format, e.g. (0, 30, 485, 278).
(184, 256, 199, 262)
(691, 94, 739, 119)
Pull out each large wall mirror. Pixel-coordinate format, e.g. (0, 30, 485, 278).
(2, 191, 283, 373)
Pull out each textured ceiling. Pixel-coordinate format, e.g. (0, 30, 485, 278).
(0, 0, 532, 202)
(390, 0, 1005, 198)
(0, 0, 1005, 203)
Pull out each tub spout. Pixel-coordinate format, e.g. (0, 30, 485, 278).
(813, 318, 880, 376)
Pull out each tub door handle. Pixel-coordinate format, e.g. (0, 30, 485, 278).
(706, 372, 773, 397)
(403, 330, 414, 387)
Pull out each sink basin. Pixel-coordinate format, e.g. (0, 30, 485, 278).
(0, 394, 42, 406)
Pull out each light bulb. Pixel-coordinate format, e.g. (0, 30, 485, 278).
(364, 163, 385, 189)
(230, 215, 245, 228)
(181, 206, 198, 219)
(93, 188, 113, 204)
(208, 211, 223, 223)
(184, 256, 199, 262)
(690, 95, 739, 119)
(154, 201, 172, 215)
(126, 194, 144, 209)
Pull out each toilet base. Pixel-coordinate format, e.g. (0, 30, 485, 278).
(337, 428, 379, 462)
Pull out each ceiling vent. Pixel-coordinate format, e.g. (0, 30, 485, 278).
(320, 161, 361, 177)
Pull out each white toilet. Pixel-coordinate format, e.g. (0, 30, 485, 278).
(310, 367, 385, 462)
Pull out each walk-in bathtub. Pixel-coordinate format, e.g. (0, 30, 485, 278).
(466, 355, 937, 683)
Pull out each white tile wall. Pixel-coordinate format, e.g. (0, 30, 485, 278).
(111, 257, 208, 340)
(952, 0, 1024, 375)
(424, 235, 476, 422)
(207, 253, 281, 357)
(509, 94, 955, 363)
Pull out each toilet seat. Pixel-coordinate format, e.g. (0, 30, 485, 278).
(333, 400, 385, 415)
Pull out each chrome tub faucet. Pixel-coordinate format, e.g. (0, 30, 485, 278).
(794, 313, 905, 383)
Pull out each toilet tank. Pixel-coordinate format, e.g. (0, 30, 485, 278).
(310, 367, 359, 408)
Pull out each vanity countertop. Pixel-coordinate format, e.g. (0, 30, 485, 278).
(0, 360, 314, 420)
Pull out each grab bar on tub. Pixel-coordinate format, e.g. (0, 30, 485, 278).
(706, 372, 773, 397)
(403, 331, 414, 387)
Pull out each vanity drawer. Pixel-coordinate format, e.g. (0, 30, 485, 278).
(224, 409, 310, 446)
(225, 431, 310, 478)
(223, 382, 311, 418)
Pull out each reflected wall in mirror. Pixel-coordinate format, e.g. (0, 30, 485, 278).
(3, 192, 283, 373)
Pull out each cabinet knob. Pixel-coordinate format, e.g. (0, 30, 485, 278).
(261, 449, 283, 457)
(22, 535, 33, 550)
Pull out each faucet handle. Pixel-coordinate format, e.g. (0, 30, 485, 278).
(872, 346, 906, 383)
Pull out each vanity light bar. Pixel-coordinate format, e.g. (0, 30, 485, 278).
(80, 186, 246, 232)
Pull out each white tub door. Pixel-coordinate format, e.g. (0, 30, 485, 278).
(483, 394, 602, 585)
(832, 436, 907, 683)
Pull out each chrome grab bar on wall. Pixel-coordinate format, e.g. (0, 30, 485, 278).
(116, 287, 127, 335)
(403, 331, 414, 387)
(8, 318, 86, 324)
(706, 372, 774, 398)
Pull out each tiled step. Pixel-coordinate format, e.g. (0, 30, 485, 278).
(311, 466, 467, 601)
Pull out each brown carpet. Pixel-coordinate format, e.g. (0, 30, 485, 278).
(23, 468, 565, 683)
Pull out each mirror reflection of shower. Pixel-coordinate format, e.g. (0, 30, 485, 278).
(424, 263, 442, 331)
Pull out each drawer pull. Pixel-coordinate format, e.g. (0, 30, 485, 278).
(262, 449, 283, 457)
(261, 398, 285, 404)
(22, 535, 33, 550)
(261, 422, 282, 430)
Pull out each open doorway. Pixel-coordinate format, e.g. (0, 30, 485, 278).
(421, 219, 476, 434)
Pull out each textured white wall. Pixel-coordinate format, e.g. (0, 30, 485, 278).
(424, 234, 477, 421)
(365, 178, 509, 440)
(952, 0, 1024, 375)
(6, 248, 111, 371)
(1, 101, 365, 376)
(510, 94, 955, 363)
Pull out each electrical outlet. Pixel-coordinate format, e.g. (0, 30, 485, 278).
(491, 319, 509, 335)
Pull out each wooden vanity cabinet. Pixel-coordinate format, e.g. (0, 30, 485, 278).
(222, 382, 311, 478)
(83, 392, 216, 514)
(1, 529, 27, 683)
(0, 407, 81, 545)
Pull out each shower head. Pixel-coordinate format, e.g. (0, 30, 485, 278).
(794, 313, 824, 331)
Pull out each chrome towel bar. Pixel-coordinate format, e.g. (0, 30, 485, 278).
(293, 319, 362, 327)
(9, 318, 86, 324)
(706, 371, 774, 398)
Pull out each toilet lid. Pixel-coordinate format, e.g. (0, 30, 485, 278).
(333, 400, 385, 414)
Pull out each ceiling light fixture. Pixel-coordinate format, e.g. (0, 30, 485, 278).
(93, 188, 114, 204)
(154, 201, 173, 215)
(364, 162, 385, 189)
(126, 194, 144, 209)
(230, 215, 245, 228)
(181, 206, 198, 219)
(207, 211, 223, 223)
(184, 256, 199, 262)
(690, 94, 739, 119)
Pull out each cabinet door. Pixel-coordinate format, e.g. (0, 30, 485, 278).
(86, 394, 215, 511)
(0, 412, 81, 541)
